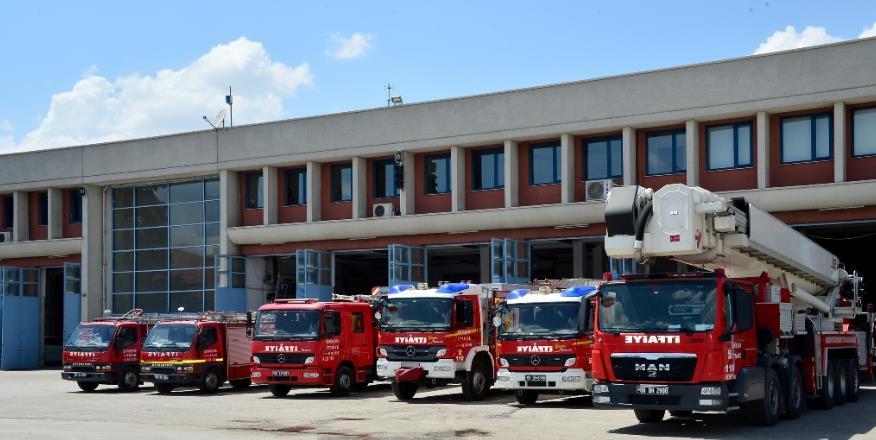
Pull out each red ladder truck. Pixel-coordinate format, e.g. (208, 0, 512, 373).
(591, 183, 870, 426)
(61, 309, 155, 392)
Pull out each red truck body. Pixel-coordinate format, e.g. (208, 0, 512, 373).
(61, 315, 152, 392)
(250, 299, 377, 397)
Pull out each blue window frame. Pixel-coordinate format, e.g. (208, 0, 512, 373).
(331, 163, 353, 202)
(583, 136, 622, 180)
(646, 130, 686, 175)
(472, 148, 504, 190)
(374, 159, 398, 198)
(424, 153, 451, 194)
(707, 122, 753, 170)
(529, 141, 561, 185)
(244, 171, 263, 209)
(852, 106, 876, 157)
(2, 195, 13, 228)
(68, 190, 83, 224)
(284, 168, 307, 206)
(780, 113, 832, 163)
(37, 192, 48, 226)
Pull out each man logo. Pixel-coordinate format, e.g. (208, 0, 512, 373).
(635, 363, 669, 377)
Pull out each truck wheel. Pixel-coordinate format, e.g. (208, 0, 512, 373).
(199, 369, 223, 394)
(633, 409, 665, 423)
(816, 361, 835, 409)
(846, 359, 860, 402)
(330, 366, 354, 397)
(515, 390, 539, 405)
(391, 380, 418, 400)
(747, 368, 781, 426)
(77, 382, 98, 392)
(669, 411, 693, 418)
(117, 368, 140, 392)
(783, 367, 805, 419)
(835, 360, 848, 405)
(461, 361, 488, 401)
(155, 384, 175, 394)
(230, 378, 252, 390)
(269, 384, 291, 397)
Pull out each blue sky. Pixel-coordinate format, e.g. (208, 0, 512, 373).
(1, 1, 874, 152)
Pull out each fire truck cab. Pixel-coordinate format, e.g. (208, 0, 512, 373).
(250, 299, 377, 397)
(140, 312, 252, 394)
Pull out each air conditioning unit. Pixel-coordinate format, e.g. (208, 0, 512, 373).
(373, 203, 395, 218)
(0, 231, 10, 243)
(585, 179, 614, 202)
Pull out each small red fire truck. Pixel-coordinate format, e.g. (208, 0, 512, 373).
(61, 309, 154, 392)
(140, 312, 252, 394)
(250, 298, 377, 397)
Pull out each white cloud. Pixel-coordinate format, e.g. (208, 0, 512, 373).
(753, 25, 844, 55)
(326, 32, 374, 60)
(860, 21, 876, 38)
(9, 37, 312, 153)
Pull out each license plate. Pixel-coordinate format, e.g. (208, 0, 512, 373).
(401, 362, 419, 368)
(636, 384, 669, 395)
(73, 372, 88, 378)
(525, 374, 546, 383)
(272, 370, 290, 377)
(154, 374, 169, 381)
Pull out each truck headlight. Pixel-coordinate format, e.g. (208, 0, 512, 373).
(378, 347, 388, 357)
(304, 356, 315, 364)
(252, 356, 261, 364)
(564, 357, 577, 367)
(435, 348, 447, 357)
(176, 366, 193, 373)
(141, 366, 151, 373)
(701, 386, 722, 396)
(499, 358, 509, 367)
(593, 384, 609, 393)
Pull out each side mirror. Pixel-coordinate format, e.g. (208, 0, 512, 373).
(492, 316, 502, 328)
(246, 312, 253, 338)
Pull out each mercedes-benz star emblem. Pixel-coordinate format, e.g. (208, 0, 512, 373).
(405, 346, 417, 357)
(530, 355, 541, 366)
(277, 354, 286, 364)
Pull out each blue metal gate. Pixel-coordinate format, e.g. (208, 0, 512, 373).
(214, 255, 247, 312)
(1, 267, 41, 370)
(388, 244, 427, 287)
(63, 263, 82, 345)
(296, 249, 333, 300)
(490, 238, 530, 284)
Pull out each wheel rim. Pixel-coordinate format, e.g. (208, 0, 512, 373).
(839, 370, 847, 394)
(206, 373, 218, 388)
(339, 372, 351, 389)
(792, 378, 802, 409)
(125, 371, 138, 388)
(472, 370, 485, 394)
(768, 380, 779, 415)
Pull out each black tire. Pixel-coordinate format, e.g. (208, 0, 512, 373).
(155, 384, 175, 394)
(846, 359, 860, 403)
(783, 367, 805, 419)
(633, 409, 665, 423)
(230, 378, 251, 390)
(269, 384, 291, 397)
(816, 361, 835, 409)
(515, 390, 539, 405)
(391, 380, 418, 400)
(330, 365, 354, 397)
(77, 382, 98, 392)
(461, 361, 488, 401)
(669, 410, 693, 418)
(199, 368, 223, 394)
(117, 368, 140, 392)
(747, 368, 781, 426)
(835, 360, 848, 405)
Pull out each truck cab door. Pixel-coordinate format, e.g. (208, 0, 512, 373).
(723, 283, 757, 375)
(348, 310, 371, 371)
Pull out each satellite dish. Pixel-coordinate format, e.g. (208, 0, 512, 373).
(211, 109, 227, 128)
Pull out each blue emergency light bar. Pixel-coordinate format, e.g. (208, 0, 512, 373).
(561, 286, 597, 298)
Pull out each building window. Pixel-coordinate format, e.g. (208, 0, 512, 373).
(781, 113, 832, 163)
(284, 168, 307, 206)
(331, 163, 353, 202)
(110, 178, 220, 313)
(530, 142, 561, 185)
(37, 192, 48, 226)
(244, 171, 263, 209)
(374, 159, 398, 198)
(707, 122, 753, 170)
(852, 107, 876, 157)
(69, 190, 83, 224)
(425, 153, 451, 194)
(646, 130, 686, 175)
(584, 136, 622, 180)
(472, 148, 504, 190)
(1, 196, 12, 229)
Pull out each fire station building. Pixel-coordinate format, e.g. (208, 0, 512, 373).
(1, 38, 875, 369)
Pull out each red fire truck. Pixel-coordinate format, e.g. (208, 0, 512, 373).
(61, 309, 154, 392)
(494, 285, 598, 404)
(140, 312, 252, 394)
(591, 183, 870, 426)
(250, 298, 377, 397)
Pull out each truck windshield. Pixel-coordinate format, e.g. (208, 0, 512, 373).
(254, 310, 321, 341)
(65, 325, 115, 351)
(142, 324, 197, 352)
(498, 302, 582, 341)
(598, 280, 717, 334)
(380, 297, 452, 331)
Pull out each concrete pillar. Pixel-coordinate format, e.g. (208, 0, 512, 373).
(757, 111, 770, 189)
(834, 102, 846, 183)
(622, 127, 636, 186)
(306, 162, 321, 222)
(572, 240, 585, 278)
(479, 244, 491, 283)
(504, 140, 518, 208)
(12, 191, 27, 242)
(47, 188, 63, 239)
(80, 185, 104, 320)
(352, 157, 367, 219)
(400, 151, 416, 215)
(451, 146, 465, 212)
(219, 170, 240, 257)
(685, 120, 699, 186)
(262, 166, 278, 225)
(560, 134, 575, 203)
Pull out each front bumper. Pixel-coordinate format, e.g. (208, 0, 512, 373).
(494, 368, 593, 392)
(591, 382, 730, 412)
(377, 358, 459, 380)
(141, 373, 199, 386)
(61, 371, 115, 383)
(251, 366, 327, 386)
